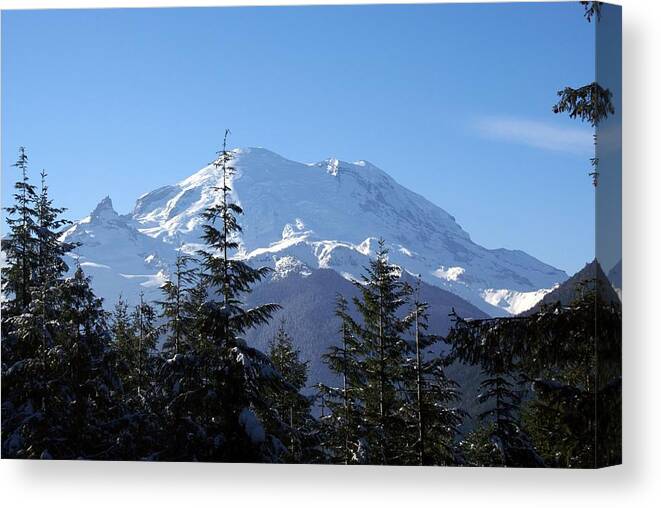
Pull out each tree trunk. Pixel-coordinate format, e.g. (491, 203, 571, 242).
(415, 305, 424, 466)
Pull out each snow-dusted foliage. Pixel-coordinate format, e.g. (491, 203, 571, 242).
(2, 145, 315, 463)
(143, 136, 314, 463)
(318, 245, 465, 466)
(2, 151, 128, 458)
(447, 276, 622, 468)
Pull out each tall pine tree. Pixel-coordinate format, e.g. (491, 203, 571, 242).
(321, 241, 414, 465)
(158, 251, 197, 355)
(553, 1, 614, 186)
(2, 153, 125, 459)
(318, 295, 367, 464)
(353, 240, 413, 465)
(267, 321, 312, 462)
(2, 147, 40, 314)
(448, 311, 543, 467)
(157, 132, 305, 462)
(401, 282, 464, 465)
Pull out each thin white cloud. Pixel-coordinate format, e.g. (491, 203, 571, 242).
(475, 116, 593, 155)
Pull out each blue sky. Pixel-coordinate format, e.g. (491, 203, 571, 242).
(1, 2, 596, 274)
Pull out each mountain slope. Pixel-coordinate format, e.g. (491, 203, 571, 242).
(60, 196, 172, 305)
(243, 267, 489, 389)
(521, 259, 621, 316)
(242, 267, 489, 422)
(62, 147, 566, 314)
(608, 259, 622, 300)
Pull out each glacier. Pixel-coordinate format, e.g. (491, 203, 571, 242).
(60, 147, 567, 315)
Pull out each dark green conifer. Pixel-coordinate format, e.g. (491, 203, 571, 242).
(158, 251, 197, 355)
(2, 147, 40, 313)
(2, 156, 124, 459)
(447, 311, 542, 467)
(554, 1, 613, 186)
(267, 321, 312, 462)
(318, 295, 367, 464)
(158, 132, 303, 462)
(402, 282, 464, 465)
(352, 240, 412, 464)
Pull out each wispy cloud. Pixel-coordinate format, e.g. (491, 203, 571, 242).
(474, 116, 593, 155)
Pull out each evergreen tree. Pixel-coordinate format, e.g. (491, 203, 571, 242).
(458, 423, 504, 467)
(401, 283, 464, 465)
(109, 296, 164, 460)
(320, 242, 414, 465)
(318, 295, 367, 464)
(158, 251, 197, 355)
(110, 295, 133, 357)
(182, 273, 210, 351)
(194, 130, 279, 461)
(554, 1, 614, 186)
(31, 171, 77, 374)
(197, 132, 274, 316)
(51, 267, 126, 458)
(447, 311, 543, 467)
(109, 293, 159, 398)
(267, 321, 312, 462)
(2, 147, 40, 314)
(418, 364, 465, 464)
(410, 295, 427, 465)
(157, 132, 304, 462)
(446, 270, 621, 468)
(580, 1, 602, 22)
(553, 82, 614, 128)
(518, 283, 621, 468)
(2, 156, 125, 459)
(2, 153, 63, 458)
(352, 240, 413, 465)
(35, 169, 77, 286)
(130, 293, 160, 396)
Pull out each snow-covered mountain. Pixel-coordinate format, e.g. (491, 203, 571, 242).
(60, 196, 170, 305)
(61, 147, 567, 315)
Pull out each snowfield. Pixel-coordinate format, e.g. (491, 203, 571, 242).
(60, 147, 566, 315)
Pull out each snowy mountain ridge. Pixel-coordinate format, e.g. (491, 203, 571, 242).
(61, 147, 567, 315)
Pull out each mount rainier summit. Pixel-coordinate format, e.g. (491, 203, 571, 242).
(61, 147, 566, 316)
